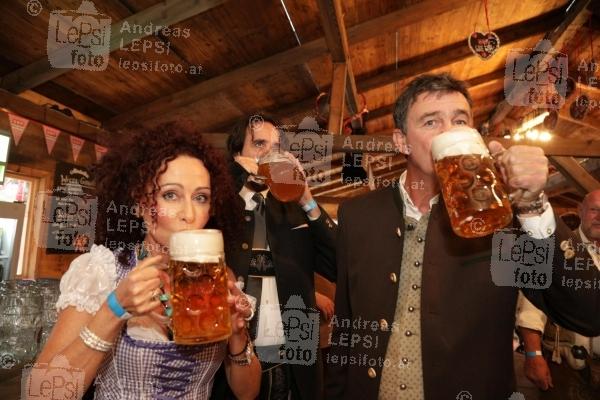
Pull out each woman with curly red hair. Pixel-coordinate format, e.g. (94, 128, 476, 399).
(35, 123, 260, 399)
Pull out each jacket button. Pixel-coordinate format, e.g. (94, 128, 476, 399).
(411, 284, 420, 290)
(413, 261, 421, 267)
(405, 330, 413, 337)
(406, 223, 415, 231)
(379, 319, 388, 331)
(408, 306, 415, 312)
(367, 367, 376, 378)
(244, 215, 252, 222)
(389, 273, 397, 283)
(400, 384, 407, 390)
(242, 243, 249, 250)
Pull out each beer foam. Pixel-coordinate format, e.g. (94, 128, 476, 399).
(431, 128, 489, 160)
(169, 229, 224, 262)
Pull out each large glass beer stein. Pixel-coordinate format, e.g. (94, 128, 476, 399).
(431, 128, 512, 238)
(257, 152, 305, 202)
(168, 230, 231, 344)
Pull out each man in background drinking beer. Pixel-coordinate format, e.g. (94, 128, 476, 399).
(326, 73, 600, 400)
(211, 113, 337, 400)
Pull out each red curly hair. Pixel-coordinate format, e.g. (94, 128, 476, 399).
(92, 122, 238, 263)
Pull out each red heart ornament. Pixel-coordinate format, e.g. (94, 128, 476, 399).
(468, 31, 500, 60)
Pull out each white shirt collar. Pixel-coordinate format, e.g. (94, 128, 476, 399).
(239, 185, 269, 211)
(398, 171, 439, 221)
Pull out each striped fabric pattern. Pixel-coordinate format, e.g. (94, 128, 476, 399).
(93, 250, 227, 399)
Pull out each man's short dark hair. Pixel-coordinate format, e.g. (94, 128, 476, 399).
(227, 112, 285, 158)
(393, 73, 473, 134)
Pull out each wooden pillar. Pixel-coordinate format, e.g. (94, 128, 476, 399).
(328, 63, 347, 135)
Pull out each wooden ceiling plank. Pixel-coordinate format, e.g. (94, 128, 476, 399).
(357, 8, 563, 94)
(227, 9, 561, 132)
(367, 69, 507, 122)
(106, 0, 474, 129)
(0, 0, 227, 93)
(488, 0, 592, 127)
(328, 63, 347, 135)
(549, 156, 600, 194)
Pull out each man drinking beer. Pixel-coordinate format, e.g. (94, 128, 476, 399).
(211, 113, 337, 400)
(326, 73, 600, 400)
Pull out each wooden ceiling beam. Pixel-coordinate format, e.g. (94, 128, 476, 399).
(317, 0, 362, 125)
(488, 0, 592, 127)
(105, 0, 475, 129)
(549, 156, 600, 194)
(328, 63, 348, 134)
(0, 0, 227, 93)
(0, 88, 110, 145)
(558, 83, 600, 130)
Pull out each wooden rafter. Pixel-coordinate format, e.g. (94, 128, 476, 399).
(317, 0, 361, 126)
(549, 156, 600, 194)
(0, 88, 109, 144)
(105, 0, 475, 129)
(559, 83, 600, 130)
(488, 0, 592, 127)
(0, 0, 227, 93)
(328, 63, 348, 134)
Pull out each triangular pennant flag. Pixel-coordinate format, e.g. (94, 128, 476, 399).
(8, 113, 29, 145)
(94, 143, 108, 161)
(42, 125, 61, 155)
(70, 135, 85, 163)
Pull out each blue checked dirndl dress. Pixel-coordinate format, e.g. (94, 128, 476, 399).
(56, 245, 227, 400)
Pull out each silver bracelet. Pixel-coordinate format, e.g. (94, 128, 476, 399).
(79, 326, 113, 352)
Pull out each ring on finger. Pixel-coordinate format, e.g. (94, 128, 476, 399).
(151, 288, 161, 302)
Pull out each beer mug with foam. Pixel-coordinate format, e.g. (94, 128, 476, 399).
(169, 230, 231, 344)
(257, 151, 306, 202)
(431, 128, 512, 238)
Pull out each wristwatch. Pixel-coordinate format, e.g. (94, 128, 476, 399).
(515, 192, 547, 216)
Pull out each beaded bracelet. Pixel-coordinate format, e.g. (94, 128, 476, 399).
(79, 326, 113, 352)
(228, 336, 253, 366)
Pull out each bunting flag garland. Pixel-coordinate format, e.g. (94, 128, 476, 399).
(8, 113, 29, 145)
(70, 135, 85, 163)
(94, 143, 108, 161)
(42, 125, 61, 155)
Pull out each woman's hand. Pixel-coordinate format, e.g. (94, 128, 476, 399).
(227, 273, 253, 334)
(113, 254, 169, 317)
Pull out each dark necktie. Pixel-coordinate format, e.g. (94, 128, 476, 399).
(251, 192, 267, 250)
(252, 192, 265, 215)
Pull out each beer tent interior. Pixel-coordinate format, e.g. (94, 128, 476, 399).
(0, 0, 599, 280)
